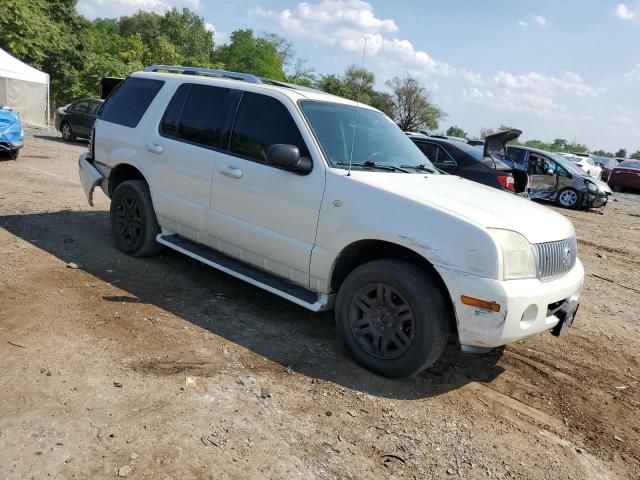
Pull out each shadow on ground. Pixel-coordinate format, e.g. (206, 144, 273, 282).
(33, 134, 89, 146)
(0, 210, 505, 399)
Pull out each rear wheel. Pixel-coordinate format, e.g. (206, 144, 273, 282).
(61, 122, 75, 142)
(557, 188, 579, 208)
(335, 259, 450, 378)
(110, 180, 162, 257)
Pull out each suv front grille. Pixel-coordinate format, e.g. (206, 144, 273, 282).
(532, 236, 577, 281)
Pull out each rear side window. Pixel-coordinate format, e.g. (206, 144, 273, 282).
(416, 142, 455, 166)
(100, 77, 164, 128)
(230, 92, 309, 163)
(507, 147, 527, 169)
(160, 84, 238, 149)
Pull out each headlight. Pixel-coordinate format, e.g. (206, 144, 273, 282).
(585, 181, 598, 193)
(489, 229, 536, 280)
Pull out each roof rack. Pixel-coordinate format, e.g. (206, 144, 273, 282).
(143, 65, 263, 84)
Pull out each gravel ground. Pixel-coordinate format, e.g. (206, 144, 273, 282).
(0, 128, 639, 479)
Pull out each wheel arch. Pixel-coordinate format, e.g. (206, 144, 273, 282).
(329, 239, 457, 334)
(107, 163, 148, 197)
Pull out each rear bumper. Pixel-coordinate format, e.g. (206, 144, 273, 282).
(436, 260, 584, 349)
(78, 152, 104, 207)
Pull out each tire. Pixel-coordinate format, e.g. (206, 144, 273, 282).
(612, 185, 622, 193)
(110, 180, 162, 257)
(8, 150, 19, 160)
(61, 122, 75, 142)
(335, 259, 450, 378)
(557, 188, 579, 209)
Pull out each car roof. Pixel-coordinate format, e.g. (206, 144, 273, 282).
(131, 70, 379, 112)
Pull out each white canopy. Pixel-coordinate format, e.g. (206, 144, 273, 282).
(0, 47, 50, 125)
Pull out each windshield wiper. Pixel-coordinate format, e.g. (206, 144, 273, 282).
(336, 160, 409, 173)
(400, 163, 436, 173)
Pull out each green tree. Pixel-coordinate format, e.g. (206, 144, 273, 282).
(385, 76, 446, 131)
(629, 150, 640, 160)
(615, 149, 627, 158)
(160, 8, 214, 67)
(446, 126, 468, 139)
(120, 10, 162, 44)
(316, 74, 349, 97)
(213, 29, 286, 79)
(592, 150, 613, 158)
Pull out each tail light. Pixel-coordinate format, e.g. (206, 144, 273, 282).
(497, 174, 515, 192)
(88, 127, 95, 160)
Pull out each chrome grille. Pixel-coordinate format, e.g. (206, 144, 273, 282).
(532, 236, 577, 281)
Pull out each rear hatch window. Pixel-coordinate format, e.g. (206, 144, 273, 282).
(100, 77, 164, 128)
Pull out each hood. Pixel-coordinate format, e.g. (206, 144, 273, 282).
(349, 171, 574, 244)
(483, 129, 522, 161)
(586, 176, 612, 194)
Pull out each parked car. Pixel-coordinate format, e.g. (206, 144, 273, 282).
(559, 153, 602, 179)
(55, 98, 103, 141)
(592, 156, 618, 182)
(607, 159, 640, 191)
(0, 106, 23, 160)
(79, 65, 584, 378)
(409, 129, 528, 195)
(507, 146, 611, 208)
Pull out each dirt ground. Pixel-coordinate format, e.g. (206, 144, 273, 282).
(0, 129, 639, 480)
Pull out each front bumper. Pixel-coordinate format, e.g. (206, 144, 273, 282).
(583, 191, 609, 208)
(436, 260, 584, 349)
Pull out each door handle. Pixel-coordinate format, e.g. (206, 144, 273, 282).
(146, 143, 164, 154)
(220, 165, 243, 179)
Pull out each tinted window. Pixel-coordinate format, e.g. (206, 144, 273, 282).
(100, 77, 164, 128)
(619, 160, 640, 169)
(88, 101, 102, 115)
(73, 101, 90, 113)
(416, 142, 455, 166)
(161, 84, 236, 149)
(230, 92, 309, 163)
(507, 147, 527, 169)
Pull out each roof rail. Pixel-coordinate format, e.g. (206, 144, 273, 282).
(143, 65, 263, 84)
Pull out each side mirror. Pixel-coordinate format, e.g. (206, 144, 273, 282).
(267, 144, 312, 174)
(546, 169, 555, 176)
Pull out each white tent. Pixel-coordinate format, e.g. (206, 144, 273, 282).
(0, 48, 50, 126)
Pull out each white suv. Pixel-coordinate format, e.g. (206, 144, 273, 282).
(79, 66, 584, 378)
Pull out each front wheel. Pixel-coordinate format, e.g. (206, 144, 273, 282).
(335, 259, 450, 378)
(110, 180, 162, 257)
(557, 188, 579, 209)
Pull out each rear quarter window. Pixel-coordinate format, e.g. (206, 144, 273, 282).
(100, 77, 164, 128)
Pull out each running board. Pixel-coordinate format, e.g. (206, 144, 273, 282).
(156, 234, 329, 312)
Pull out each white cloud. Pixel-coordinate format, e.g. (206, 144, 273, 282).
(532, 15, 548, 26)
(625, 64, 640, 79)
(463, 71, 596, 117)
(251, 1, 455, 78)
(518, 21, 529, 27)
(77, 0, 200, 19)
(616, 2, 640, 20)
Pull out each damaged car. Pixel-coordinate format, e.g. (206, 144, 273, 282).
(409, 129, 529, 195)
(0, 106, 23, 160)
(507, 146, 611, 208)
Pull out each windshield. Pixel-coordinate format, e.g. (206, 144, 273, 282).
(300, 100, 436, 172)
(548, 152, 588, 177)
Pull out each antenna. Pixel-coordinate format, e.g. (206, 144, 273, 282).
(347, 37, 367, 177)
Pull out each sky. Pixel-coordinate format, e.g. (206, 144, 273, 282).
(76, 0, 640, 153)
